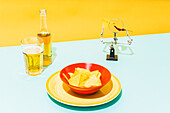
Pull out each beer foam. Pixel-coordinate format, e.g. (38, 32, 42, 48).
(23, 46, 43, 54)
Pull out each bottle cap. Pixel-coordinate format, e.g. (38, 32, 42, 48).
(40, 9, 46, 16)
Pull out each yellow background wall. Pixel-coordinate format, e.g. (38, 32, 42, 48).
(0, 0, 170, 47)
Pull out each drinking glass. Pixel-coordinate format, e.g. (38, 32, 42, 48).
(21, 37, 44, 76)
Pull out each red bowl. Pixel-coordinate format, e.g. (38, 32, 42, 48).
(60, 63, 111, 95)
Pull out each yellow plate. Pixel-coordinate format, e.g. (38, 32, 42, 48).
(46, 71, 121, 107)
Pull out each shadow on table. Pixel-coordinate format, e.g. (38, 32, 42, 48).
(47, 90, 122, 111)
(43, 47, 57, 71)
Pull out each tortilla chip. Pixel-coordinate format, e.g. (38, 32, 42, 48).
(66, 68, 102, 87)
(68, 73, 81, 87)
(68, 73, 74, 78)
(79, 73, 90, 87)
(83, 70, 101, 87)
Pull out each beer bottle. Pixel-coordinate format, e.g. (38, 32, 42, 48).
(38, 9, 52, 66)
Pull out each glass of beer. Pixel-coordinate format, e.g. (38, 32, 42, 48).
(21, 37, 44, 76)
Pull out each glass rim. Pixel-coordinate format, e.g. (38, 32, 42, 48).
(21, 37, 44, 45)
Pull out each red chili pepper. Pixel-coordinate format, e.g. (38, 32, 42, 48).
(114, 25, 126, 31)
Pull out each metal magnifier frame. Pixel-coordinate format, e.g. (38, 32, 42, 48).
(100, 18, 133, 61)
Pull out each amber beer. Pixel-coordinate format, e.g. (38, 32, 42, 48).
(38, 9, 52, 66)
(38, 32, 52, 66)
(23, 46, 43, 75)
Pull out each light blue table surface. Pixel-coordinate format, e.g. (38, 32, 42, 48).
(0, 33, 170, 113)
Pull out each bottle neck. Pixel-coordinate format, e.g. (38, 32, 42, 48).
(40, 10, 48, 32)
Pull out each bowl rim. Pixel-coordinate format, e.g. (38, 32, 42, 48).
(60, 62, 111, 89)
